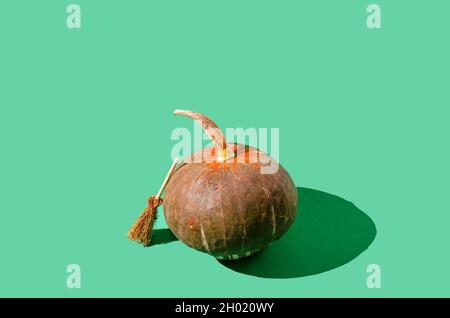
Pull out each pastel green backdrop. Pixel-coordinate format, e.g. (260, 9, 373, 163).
(0, 1, 449, 297)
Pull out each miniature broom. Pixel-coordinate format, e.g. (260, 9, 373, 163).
(128, 158, 179, 247)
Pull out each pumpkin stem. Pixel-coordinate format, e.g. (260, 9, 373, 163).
(174, 109, 233, 162)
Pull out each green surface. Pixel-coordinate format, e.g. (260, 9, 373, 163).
(1, 1, 449, 297)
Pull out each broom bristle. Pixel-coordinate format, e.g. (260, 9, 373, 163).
(128, 196, 162, 247)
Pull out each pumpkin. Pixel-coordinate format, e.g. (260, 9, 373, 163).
(162, 110, 297, 260)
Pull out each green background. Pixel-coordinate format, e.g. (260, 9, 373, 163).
(1, 1, 449, 297)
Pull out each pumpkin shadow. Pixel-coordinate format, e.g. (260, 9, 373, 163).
(218, 187, 377, 278)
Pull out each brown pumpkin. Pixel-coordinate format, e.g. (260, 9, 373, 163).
(163, 110, 297, 260)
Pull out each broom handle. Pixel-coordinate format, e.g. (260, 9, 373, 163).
(155, 158, 179, 201)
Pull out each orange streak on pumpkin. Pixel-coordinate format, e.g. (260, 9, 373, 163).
(206, 149, 262, 173)
(207, 161, 223, 171)
(187, 217, 196, 229)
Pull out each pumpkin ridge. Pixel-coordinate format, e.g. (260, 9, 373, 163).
(165, 164, 205, 246)
(227, 168, 247, 257)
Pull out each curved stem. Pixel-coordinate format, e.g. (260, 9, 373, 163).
(174, 110, 232, 162)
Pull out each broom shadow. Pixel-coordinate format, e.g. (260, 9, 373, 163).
(148, 228, 178, 247)
(152, 187, 377, 279)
